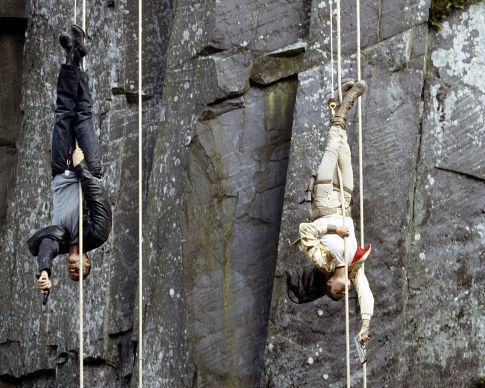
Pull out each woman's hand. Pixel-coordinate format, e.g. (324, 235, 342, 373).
(358, 318, 371, 346)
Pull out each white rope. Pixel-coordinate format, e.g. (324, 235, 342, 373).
(336, 0, 343, 104)
(337, 166, 351, 387)
(138, 0, 143, 385)
(329, 0, 335, 101)
(330, 0, 366, 384)
(334, 0, 350, 386)
(78, 150, 83, 388)
(74, 1, 86, 386)
(355, 0, 367, 385)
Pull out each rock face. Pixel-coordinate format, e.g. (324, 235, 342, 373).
(0, 0, 173, 386)
(0, 1, 26, 238)
(0, 0, 483, 387)
(263, 2, 485, 388)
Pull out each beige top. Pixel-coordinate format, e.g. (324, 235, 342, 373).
(297, 217, 374, 320)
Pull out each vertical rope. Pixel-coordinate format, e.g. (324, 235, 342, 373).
(337, 168, 351, 387)
(81, 0, 86, 71)
(138, 0, 143, 385)
(74, 1, 86, 386)
(329, 0, 335, 101)
(355, 0, 367, 385)
(336, 0, 342, 104)
(78, 156, 83, 388)
(335, 0, 350, 386)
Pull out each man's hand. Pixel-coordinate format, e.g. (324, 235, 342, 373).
(37, 270, 52, 294)
(72, 147, 85, 167)
(358, 318, 371, 346)
(336, 225, 349, 239)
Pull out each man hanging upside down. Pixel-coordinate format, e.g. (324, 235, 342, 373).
(28, 25, 112, 296)
(287, 80, 373, 344)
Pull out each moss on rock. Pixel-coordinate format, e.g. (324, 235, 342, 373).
(430, 0, 483, 27)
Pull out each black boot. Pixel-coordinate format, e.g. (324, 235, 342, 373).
(70, 24, 86, 46)
(66, 24, 87, 67)
(331, 80, 366, 129)
(59, 32, 72, 53)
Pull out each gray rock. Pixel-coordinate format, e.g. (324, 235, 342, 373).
(197, 50, 252, 103)
(251, 42, 307, 85)
(263, 3, 484, 387)
(262, 33, 425, 385)
(0, 0, 171, 386)
(184, 82, 296, 386)
(137, 1, 299, 383)
(394, 7, 485, 384)
(1, 0, 484, 386)
(0, 0, 27, 18)
(210, 0, 310, 54)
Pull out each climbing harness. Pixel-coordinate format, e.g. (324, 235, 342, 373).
(138, 0, 143, 385)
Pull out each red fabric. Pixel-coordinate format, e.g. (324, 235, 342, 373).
(352, 244, 370, 264)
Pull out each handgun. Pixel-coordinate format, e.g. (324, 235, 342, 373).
(42, 290, 50, 306)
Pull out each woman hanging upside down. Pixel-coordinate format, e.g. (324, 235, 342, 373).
(28, 25, 112, 297)
(287, 80, 373, 344)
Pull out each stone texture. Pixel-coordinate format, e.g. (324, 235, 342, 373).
(0, 0, 27, 18)
(0, 11, 26, 237)
(395, 4, 485, 385)
(262, 28, 425, 387)
(210, 0, 310, 54)
(0, 0, 484, 387)
(137, 0, 304, 384)
(184, 81, 297, 386)
(0, 0, 172, 386)
(251, 42, 307, 85)
(263, 2, 484, 388)
(198, 50, 252, 102)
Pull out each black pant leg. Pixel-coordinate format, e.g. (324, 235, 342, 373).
(51, 65, 79, 177)
(73, 70, 102, 178)
(75, 161, 112, 251)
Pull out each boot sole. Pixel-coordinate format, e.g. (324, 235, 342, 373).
(70, 24, 86, 38)
(325, 78, 355, 103)
(59, 33, 72, 51)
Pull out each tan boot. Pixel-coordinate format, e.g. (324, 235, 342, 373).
(325, 79, 355, 112)
(331, 80, 366, 129)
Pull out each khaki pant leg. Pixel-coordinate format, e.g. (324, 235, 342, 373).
(314, 125, 346, 208)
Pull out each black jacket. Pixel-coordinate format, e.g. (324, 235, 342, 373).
(28, 160, 112, 275)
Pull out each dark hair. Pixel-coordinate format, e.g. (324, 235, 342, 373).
(286, 267, 333, 304)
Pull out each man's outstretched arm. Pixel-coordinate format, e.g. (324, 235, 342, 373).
(28, 226, 70, 294)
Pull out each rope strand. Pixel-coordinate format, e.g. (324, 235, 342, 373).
(335, 0, 350, 385)
(138, 0, 143, 385)
(74, 1, 86, 386)
(337, 168, 351, 387)
(336, 0, 343, 104)
(355, 0, 367, 385)
(330, 0, 334, 101)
